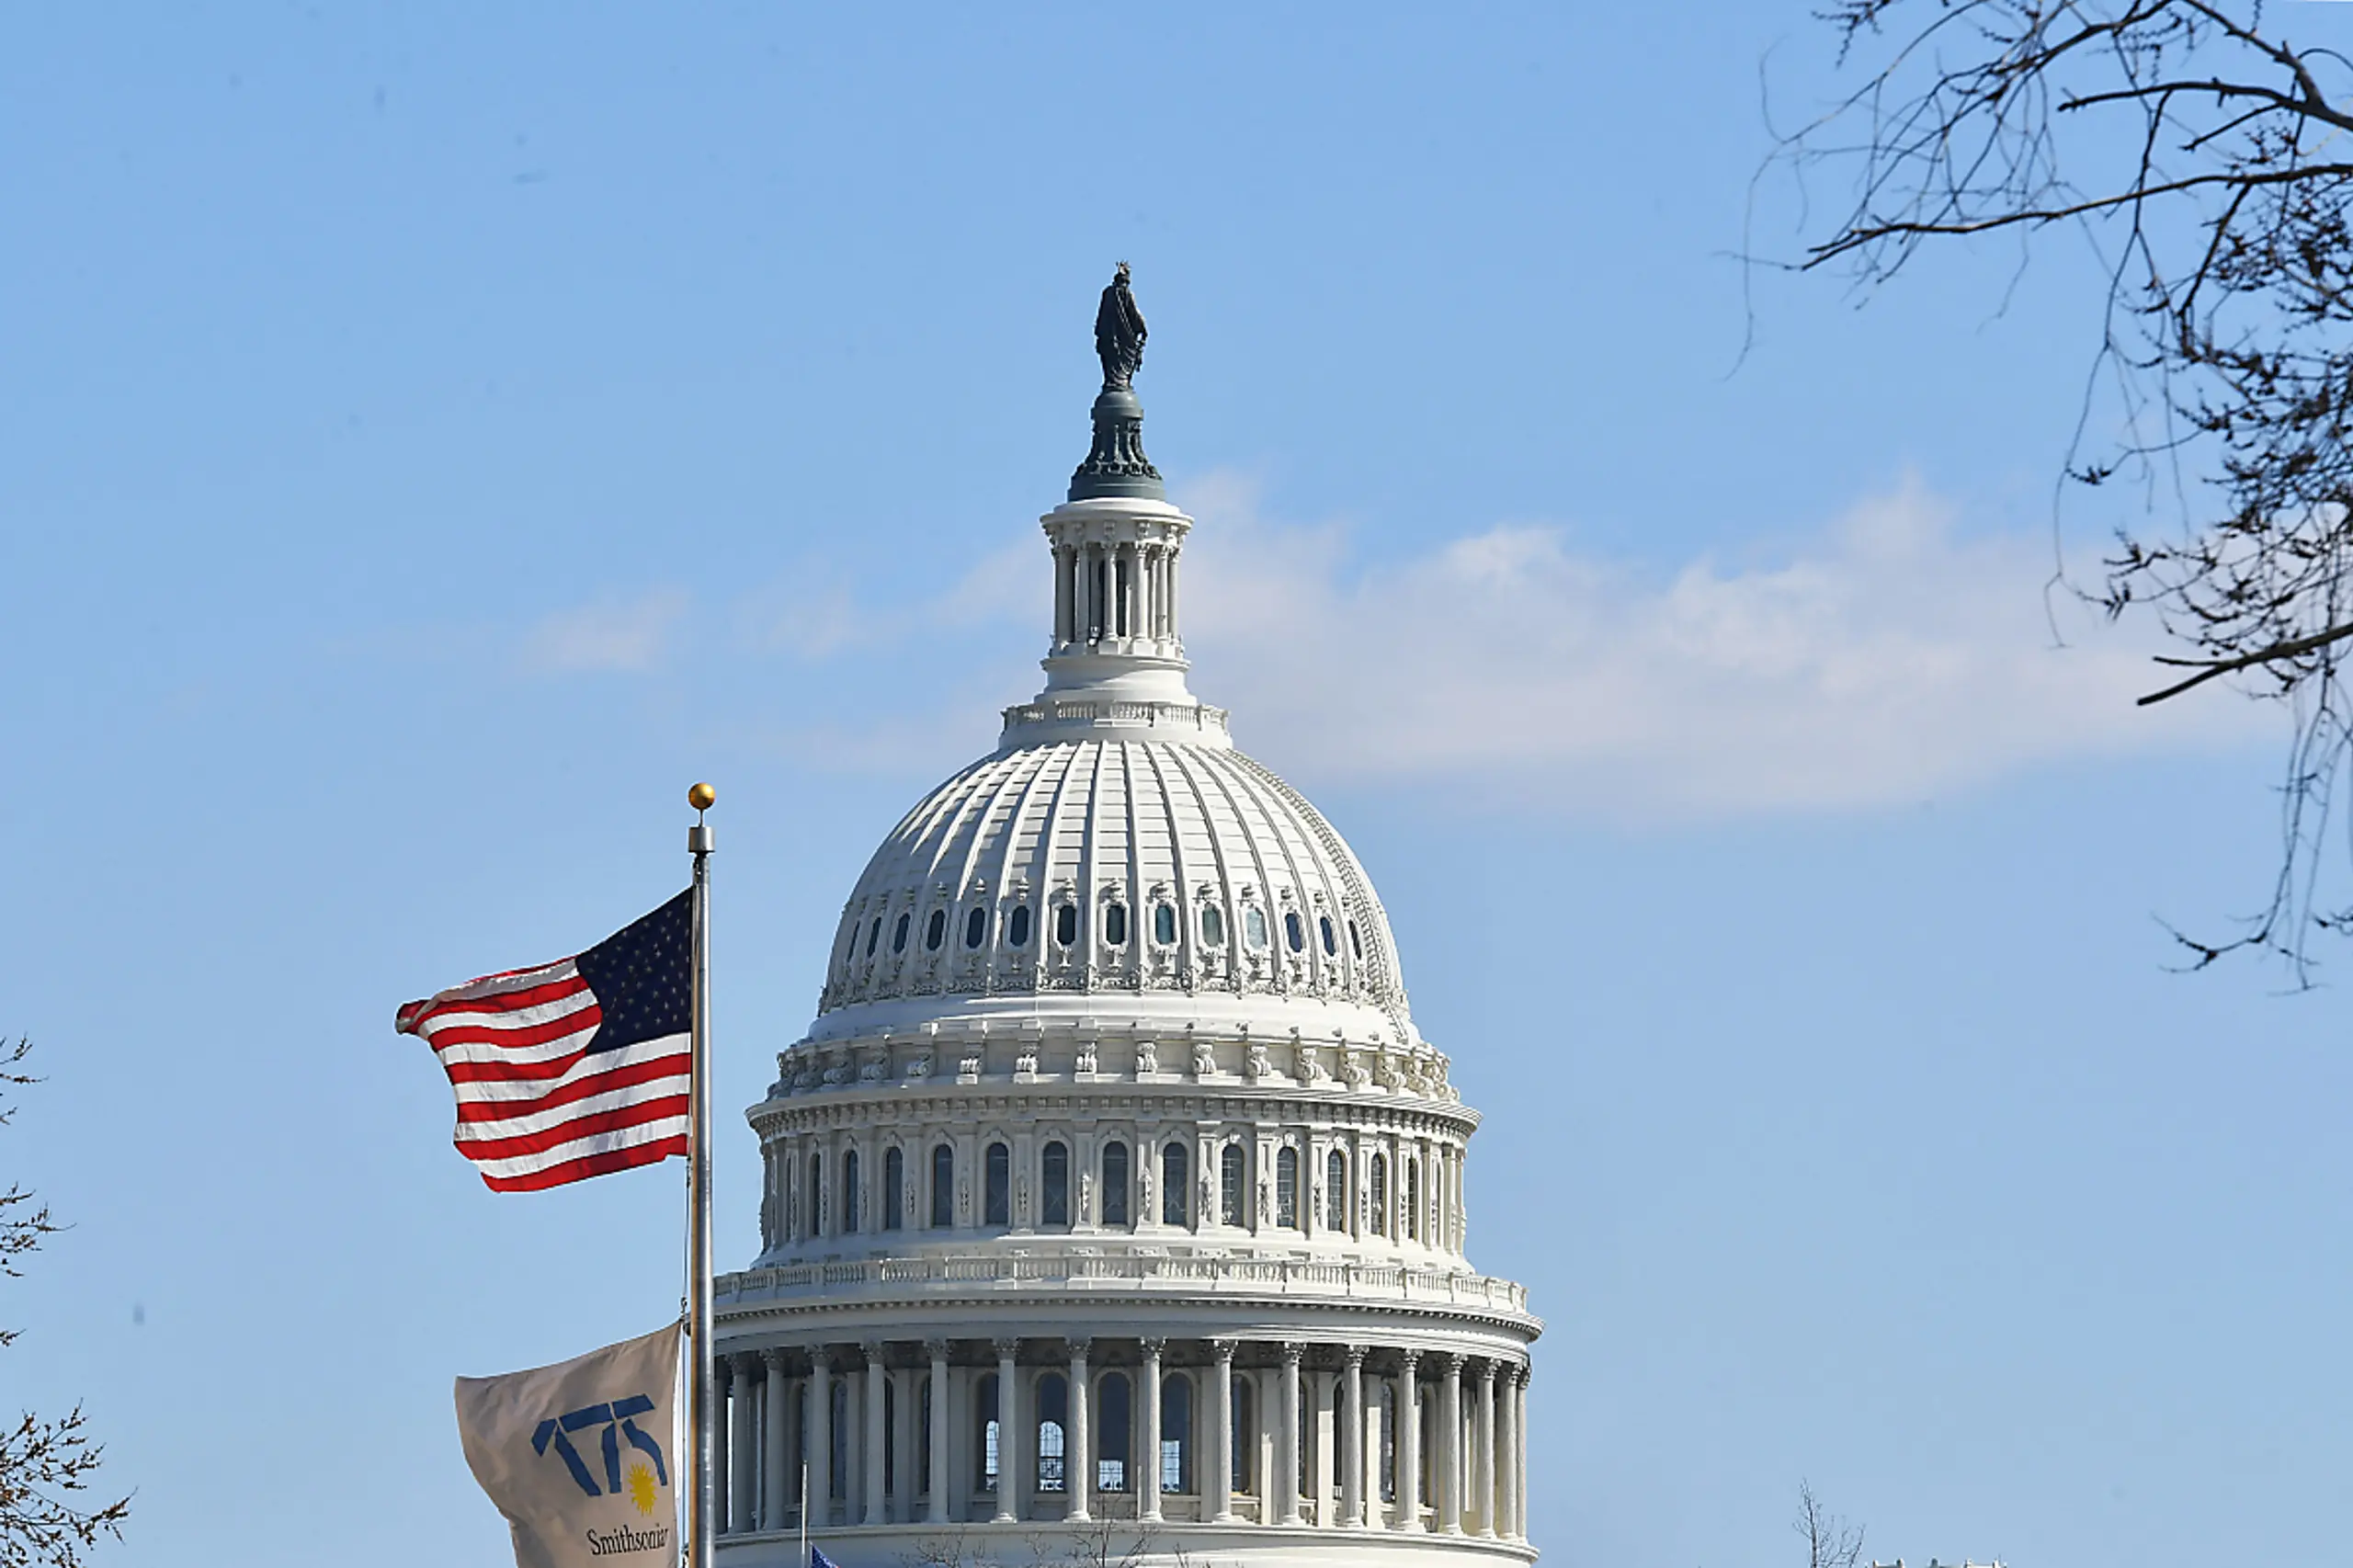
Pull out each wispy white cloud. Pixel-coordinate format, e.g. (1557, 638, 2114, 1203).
(521, 587, 689, 675)
(733, 472, 2259, 817)
(1174, 472, 2256, 815)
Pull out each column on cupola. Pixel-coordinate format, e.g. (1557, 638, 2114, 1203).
(1207, 1339, 1236, 1522)
(993, 1338, 1021, 1523)
(1138, 1338, 1165, 1522)
(1393, 1351, 1423, 1532)
(1437, 1354, 1464, 1535)
(805, 1347, 832, 1527)
(762, 1350, 791, 1529)
(926, 1341, 951, 1524)
(1059, 543, 1077, 646)
(1129, 543, 1148, 644)
(1493, 1357, 1518, 1539)
(1066, 1338, 1093, 1522)
(862, 1343, 887, 1525)
(1278, 1344, 1303, 1525)
(1339, 1346, 1366, 1528)
(724, 1355, 754, 1532)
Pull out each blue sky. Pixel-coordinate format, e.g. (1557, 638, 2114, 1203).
(2, 6, 2344, 1566)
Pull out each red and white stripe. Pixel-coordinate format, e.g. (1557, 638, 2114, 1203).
(396, 957, 689, 1192)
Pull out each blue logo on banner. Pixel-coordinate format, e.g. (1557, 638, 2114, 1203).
(529, 1395, 669, 1498)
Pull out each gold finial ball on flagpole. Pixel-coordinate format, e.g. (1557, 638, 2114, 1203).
(688, 781, 716, 812)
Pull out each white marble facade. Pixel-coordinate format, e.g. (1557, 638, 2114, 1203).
(713, 347, 1540, 1567)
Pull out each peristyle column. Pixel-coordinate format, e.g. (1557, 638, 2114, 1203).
(1207, 1339, 1236, 1522)
(993, 1338, 1020, 1522)
(1394, 1350, 1422, 1532)
(861, 1343, 887, 1525)
(1139, 1338, 1165, 1522)
(762, 1350, 790, 1530)
(1339, 1346, 1365, 1528)
(806, 1346, 832, 1527)
(1065, 1337, 1093, 1522)
(926, 1340, 951, 1524)
(1474, 1359, 1498, 1538)
(1437, 1353, 1464, 1534)
(1278, 1344, 1303, 1525)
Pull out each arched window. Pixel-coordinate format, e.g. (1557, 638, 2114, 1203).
(1319, 915, 1337, 956)
(1244, 904, 1269, 950)
(1056, 903, 1079, 947)
(1041, 1140, 1070, 1228)
(925, 908, 947, 951)
(984, 1141, 1010, 1227)
(842, 1150, 861, 1233)
(1104, 902, 1129, 946)
(1100, 1141, 1130, 1228)
(807, 1152, 824, 1238)
(1008, 904, 1031, 948)
(892, 913, 910, 954)
(1232, 1376, 1256, 1494)
(1406, 1158, 1421, 1242)
(866, 916, 881, 958)
(1097, 1372, 1132, 1492)
(930, 1143, 954, 1229)
(1347, 919, 1364, 960)
(976, 1373, 1000, 1493)
(964, 906, 987, 949)
(1160, 1373, 1193, 1494)
(1370, 1153, 1389, 1236)
(1326, 1149, 1347, 1232)
(1200, 903, 1225, 947)
(883, 1146, 904, 1231)
(1154, 902, 1176, 944)
(1276, 1146, 1299, 1229)
(1284, 910, 1305, 952)
(1220, 1143, 1245, 1228)
(1037, 1372, 1069, 1493)
(1161, 1142, 1188, 1226)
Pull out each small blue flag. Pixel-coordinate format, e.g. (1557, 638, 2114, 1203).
(812, 1550, 840, 1568)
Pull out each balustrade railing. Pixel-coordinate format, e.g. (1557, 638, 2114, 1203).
(715, 1251, 1531, 1314)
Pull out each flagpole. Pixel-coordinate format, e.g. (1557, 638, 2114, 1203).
(686, 781, 717, 1568)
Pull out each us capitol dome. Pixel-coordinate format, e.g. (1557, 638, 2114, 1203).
(711, 268, 1540, 1565)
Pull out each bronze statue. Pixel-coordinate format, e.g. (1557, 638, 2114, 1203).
(1095, 262, 1147, 391)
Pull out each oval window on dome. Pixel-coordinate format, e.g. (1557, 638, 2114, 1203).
(1284, 911, 1305, 953)
(965, 905, 987, 949)
(892, 913, 911, 954)
(867, 916, 881, 959)
(1319, 915, 1336, 956)
(926, 908, 948, 951)
(1056, 903, 1079, 947)
(1244, 904, 1268, 950)
(1154, 902, 1176, 945)
(1104, 903, 1128, 946)
(1200, 903, 1225, 947)
(1347, 920, 1363, 960)
(1008, 905, 1032, 949)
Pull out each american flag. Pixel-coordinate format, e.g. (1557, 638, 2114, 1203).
(395, 892, 694, 1192)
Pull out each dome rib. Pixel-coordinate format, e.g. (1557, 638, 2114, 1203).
(813, 736, 1417, 1047)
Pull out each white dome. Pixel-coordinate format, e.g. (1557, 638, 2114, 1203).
(810, 733, 1417, 1050)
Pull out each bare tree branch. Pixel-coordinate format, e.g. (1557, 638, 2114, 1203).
(1768, 1, 2353, 976)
